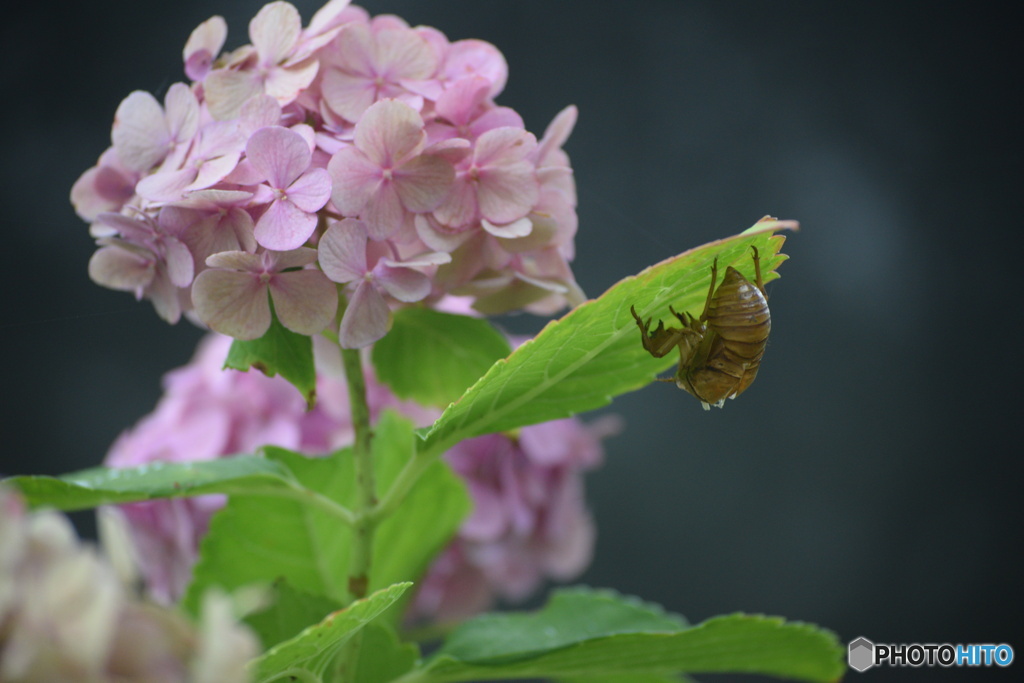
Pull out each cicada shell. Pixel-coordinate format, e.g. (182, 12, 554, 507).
(631, 245, 771, 409)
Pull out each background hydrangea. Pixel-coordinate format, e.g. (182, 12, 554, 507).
(104, 334, 611, 620)
(72, 0, 583, 349)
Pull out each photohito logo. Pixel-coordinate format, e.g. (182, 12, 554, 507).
(848, 637, 1014, 672)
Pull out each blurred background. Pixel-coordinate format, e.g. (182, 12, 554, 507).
(2, 1, 1019, 680)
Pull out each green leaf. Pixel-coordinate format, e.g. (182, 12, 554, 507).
(182, 447, 357, 614)
(420, 218, 795, 456)
(225, 308, 317, 407)
(181, 411, 468, 618)
(250, 582, 411, 682)
(245, 579, 344, 650)
(412, 587, 844, 683)
(2, 456, 293, 511)
(372, 308, 512, 408)
(352, 622, 419, 683)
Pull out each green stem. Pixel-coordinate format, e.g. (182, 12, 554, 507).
(340, 346, 376, 601)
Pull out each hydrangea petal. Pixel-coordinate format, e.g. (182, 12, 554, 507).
(183, 16, 227, 81)
(478, 160, 538, 224)
(318, 218, 368, 283)
(394, 154, 454, 212)
(269, 270, 339, 335)
(253, 198, 318, 251)
(264, 58, 320, 105)
(203, 69, 262, 121)
(482, 216, 533, 239)
(375, 265, 430, 302)
(89, 245, 154, 293)
(112, 91, 171, 172)
(192, 269, 270, 340)
(321, 68, 376, 123)
(339, 280, 391, 348)
(363, 182, 404, 240)
(445, 39, 508, 96)
(249, 1, 301, 65)
(355, 100, 426, 167)
(246, 126, 311, 189)
(164, 238, 195, 288)
(327, 146, 381, 215)
(375, 28, 438, 80)
(163, 83, 200, 144)
(285, 168, 331, 212)
(136, 168, 198, 202)
(535, 105, 578, 165)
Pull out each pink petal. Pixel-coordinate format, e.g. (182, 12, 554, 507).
(246, 126, 312, 189)
(332, 23, 375, 78)
(88, 244, 154, 292)
(205, 250, 261, 271)
(249, 1, 301, 66)
(474, 127, 537, 167)
(273, 246, 320, 270)
(327, 146, 381, 215)
(339, 280, 391, 348)
(264, 58, 320, 104)
(320, 68, 377, 122)
(435, 76, 490, 126)
(192, 269, 271, 340)
(112, 91, 170, 172)
(362, 182, 405, 240)
(187, 151, 242, 192)
(183, 16, 227, 81)
(477, 161, 539, 224)
(146, 269, 185, 324)
(535, 105, 578, 165)
(355, 100, 426, 167)
(269, 269, 339, 335)
(394, 154, 454, 212)
(318, 218, 368, 283)
(414, 214, 473, 252)
(136, 167, 198, 202)
(164, 237, 195, 287)
(375, 265, 430, 302)
(164, 83, 199, 144)
(445, 39, 508, 97)
(203, 69, 262, 121)
(253, 198, 318, 251)
(375, 28, 438, 80)
(285, 168, 331, 212)
(482, 217, 533, 239)
(432, 176, 479, 228)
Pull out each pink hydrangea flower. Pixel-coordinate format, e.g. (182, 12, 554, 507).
(70, 147, 141, 222)
(102, 333, 437, 602)
(192, 247, 338, 339)
(88, 212, 195, 323)
(327, 99, 455, 240)
(409, 416, 616, 623)
(77, 1, 583, 339)
(432, 126, 539, 230)
(202, 2, 322, 120)
(111, 83, 200, 174)
(318, 218, 448, 348)
(243, 126, 332, 250)
(320, 18, 439, 122)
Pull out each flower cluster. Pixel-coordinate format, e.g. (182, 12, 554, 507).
(410, 417, 616, 623)
(73, 0, 582, 348)
(0, 485, 258, 682)
(102, 334, 607, 620)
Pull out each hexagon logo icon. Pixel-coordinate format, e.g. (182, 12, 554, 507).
(848, 637, 875, 672)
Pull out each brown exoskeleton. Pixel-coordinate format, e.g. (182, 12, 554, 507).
(631, 245, 771, 410)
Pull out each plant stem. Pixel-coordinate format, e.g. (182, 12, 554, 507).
(340, 346, 376, 601)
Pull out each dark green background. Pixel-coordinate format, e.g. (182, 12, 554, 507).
(2, 2, 1018, 680)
